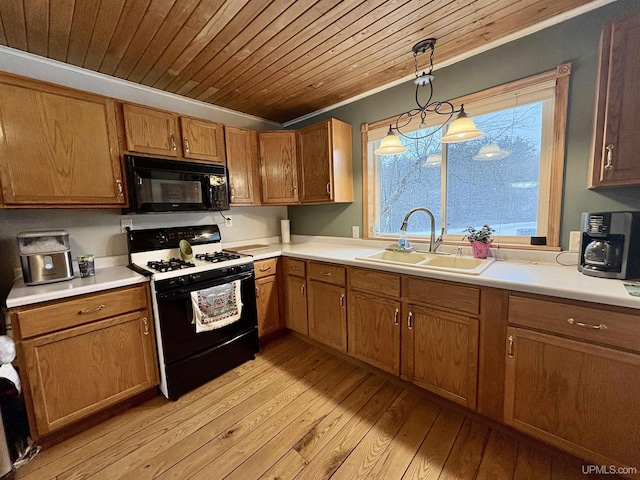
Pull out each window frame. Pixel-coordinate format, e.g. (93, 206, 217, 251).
(362, 63, 571, 249)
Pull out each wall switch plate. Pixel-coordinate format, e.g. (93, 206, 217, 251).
(352, 226, 359, 238)
(120, 218, 133, 233)
(569, 230, 581, 251)
(225, 216, 233, 227)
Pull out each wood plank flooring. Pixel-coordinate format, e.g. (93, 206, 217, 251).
(15, 334, 612, 480)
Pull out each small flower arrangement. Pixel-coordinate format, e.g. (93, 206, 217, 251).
(462, 224, 495, 244)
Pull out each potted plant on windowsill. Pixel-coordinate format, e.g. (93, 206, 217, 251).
(463, 224, 495, 259)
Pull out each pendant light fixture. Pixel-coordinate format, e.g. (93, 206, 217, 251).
(374, 38, 484, 156)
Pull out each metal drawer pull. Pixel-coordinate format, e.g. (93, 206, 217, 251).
(78, 304, 106, 314)
(255, 286, 260, 298)
(394, 308, 399, 326)
(321, 272, 332, 277)
(184, 136, 190, 153)
(259, 265, 271, 272)
(407, 311, 413, 330)
(340, 294, 344, 307)
(230, 186, 235, 199)
(567, 318, 608, 330)
(116, 179, 124, 195)
(604, 144, 614, 171)
(291, 266, 301, 270)
(326, 183, 331, 194)
(142, 317, 149, 336)
(508, 335, 514, 358)
(301, 284, 305, 296)
(170, 135, 177, 151)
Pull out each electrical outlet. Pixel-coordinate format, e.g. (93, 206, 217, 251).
(225, 216, 233, 227)
(120, 218, 133, 233)
(352, 226, 360, 238)
(569, 230, 581, 251)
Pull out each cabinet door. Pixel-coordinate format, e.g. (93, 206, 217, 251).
(21, 311, 158, 437)
(591, 11, 640, 187)
(225, 126, 260, 205)
(181, 117, 226, 164)
(407, 304, 478, 409)
(122, 104, 179, 157)
(307, 280, 346, 352)
(298, 121, 332, 203)
(258, 131, 298, 204)
(348, 291, 400, 375)
(504, 327, 640, 470)
(284, 274, 308, 335)
(256, 275, 280, 337)
(0, 78, 124, 206)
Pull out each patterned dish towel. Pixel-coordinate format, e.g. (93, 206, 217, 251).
(191, 280, 243, 333)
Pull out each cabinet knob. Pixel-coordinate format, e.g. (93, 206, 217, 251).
(567, 317, 607, 330)
(321, 272, 332, 277)
(604, 144, 614, 171)
(142, 317, 150, 336)
(184, 136, 190, 153)
(78, 304, 106, 315)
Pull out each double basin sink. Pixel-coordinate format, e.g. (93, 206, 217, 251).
(356, 249, 495, 275)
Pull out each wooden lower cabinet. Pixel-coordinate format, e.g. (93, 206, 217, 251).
(347, 290, 400, 375)
(255, 275, 280, 337)
(504, 327, 640, 471)
(284, 274, 308, 335)
(21, 310, 157, 438)
(307, 279, 347, 352)
(406, 304, 478, 409)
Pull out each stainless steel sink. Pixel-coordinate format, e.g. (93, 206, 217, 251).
(356, 250, 495, 275)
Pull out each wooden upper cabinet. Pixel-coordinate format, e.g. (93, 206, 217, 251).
(259, 131, 298, 204)
(180, 116, 226, 164)
(225, 126, 261, 205)
(0, 74, 125, 207)
(297, 118, 353, 204)
(590, 10, 640, 187)
(122, 104, 226, 164)
(122, 104, 180, 157)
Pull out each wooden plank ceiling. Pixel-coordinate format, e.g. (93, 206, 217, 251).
(0, 0, 602, 123)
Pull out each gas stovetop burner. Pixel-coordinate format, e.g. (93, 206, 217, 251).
(147, 258, 196, 272)
(195, 252, 242, 263)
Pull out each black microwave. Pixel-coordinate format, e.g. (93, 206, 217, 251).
(124, 155, 229, 213)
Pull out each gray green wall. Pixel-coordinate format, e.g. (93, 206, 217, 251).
(287, 0, 640, 249)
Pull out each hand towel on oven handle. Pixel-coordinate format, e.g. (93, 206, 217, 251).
(191, 280, 243, 333)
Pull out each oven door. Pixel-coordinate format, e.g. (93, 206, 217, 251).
(154, 271, 257, 365)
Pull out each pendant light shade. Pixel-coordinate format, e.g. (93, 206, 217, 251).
(440, 107, 484, 144)
(374, 126, 407, 155)
(473, 144, 510, 160)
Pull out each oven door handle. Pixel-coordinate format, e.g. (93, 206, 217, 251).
(156, 271, 253, 299)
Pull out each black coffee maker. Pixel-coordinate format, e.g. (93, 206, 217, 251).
(578, 211, 640, 279)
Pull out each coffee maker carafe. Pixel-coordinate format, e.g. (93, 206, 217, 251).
(578, 211, 640, 279)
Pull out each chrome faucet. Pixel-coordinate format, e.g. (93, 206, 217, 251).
(400, 207, 444, 253)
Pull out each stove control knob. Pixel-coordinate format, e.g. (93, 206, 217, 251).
(178, 276, 187, 285)
(189, 274, 201, 283)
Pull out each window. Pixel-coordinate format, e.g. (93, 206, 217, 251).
(363, 64, 571, 247)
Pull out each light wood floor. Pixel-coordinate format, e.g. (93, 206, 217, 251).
(15, 334, 608, 480)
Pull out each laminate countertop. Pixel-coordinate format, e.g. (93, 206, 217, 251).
(246, 241, 640, 311)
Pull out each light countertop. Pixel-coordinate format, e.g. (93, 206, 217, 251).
(6, 265, 148, 308)
(7, 238, 640, 311)
(245, 240, 640, 311)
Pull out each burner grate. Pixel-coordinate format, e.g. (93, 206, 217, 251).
(147, 258, 196, 272)
(195, 252, 242, 263)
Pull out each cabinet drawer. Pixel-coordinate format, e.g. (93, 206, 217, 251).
(307, 262, 346, 286)
(283, 257, 306, 277)
(349, 267, 400, 298)
(254, 258, 278, 279)
(15, 285, 149, 339)
(508, 295, 640, 353)
(406, 276, 480, 315)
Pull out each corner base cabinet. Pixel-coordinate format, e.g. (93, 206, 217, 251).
(11, 284, 159, 440)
